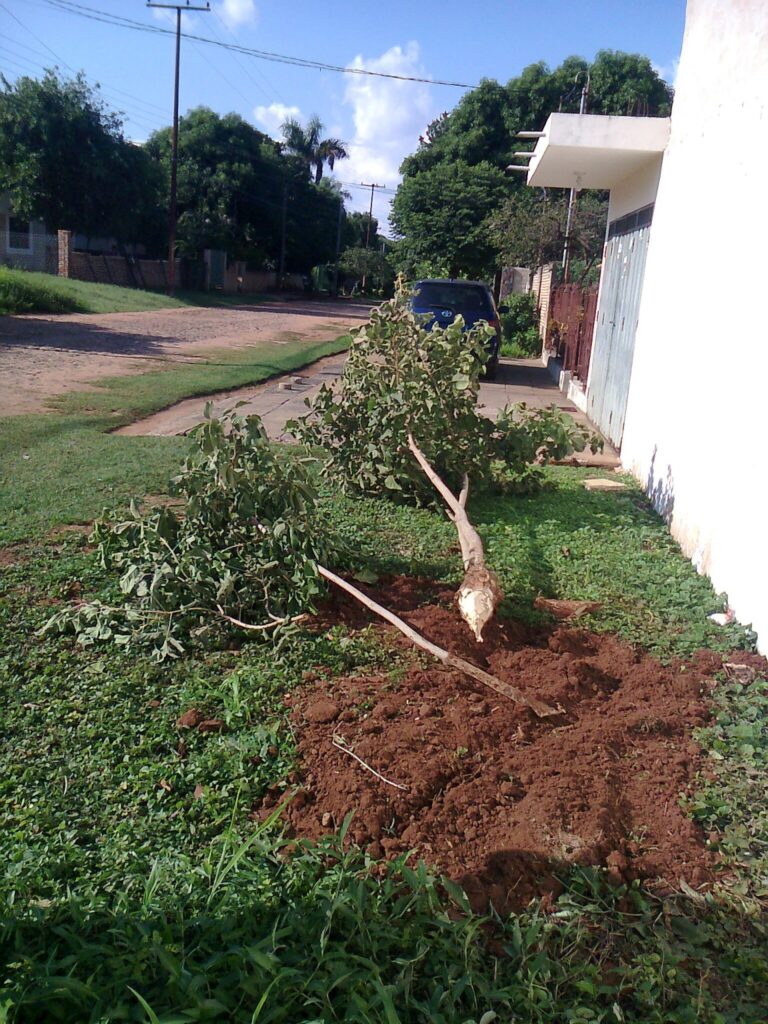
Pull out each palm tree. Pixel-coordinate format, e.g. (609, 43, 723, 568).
(280, 114, 349, 184)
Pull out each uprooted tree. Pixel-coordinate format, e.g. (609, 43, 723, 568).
(44, 404, 559, 714)
(45, 292, 598, 717)
(290, 287, 601, 642)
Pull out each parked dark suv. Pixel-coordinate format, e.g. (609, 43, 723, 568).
(410, 279, 503, 379)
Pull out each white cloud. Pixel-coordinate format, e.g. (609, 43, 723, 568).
(215, 0, 258, 30)
(337, 42, 439, 231)
(254, 101, 302, 138)
(652, 57, 680, 87)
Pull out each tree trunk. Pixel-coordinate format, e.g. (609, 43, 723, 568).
(407, 435, 502, 642)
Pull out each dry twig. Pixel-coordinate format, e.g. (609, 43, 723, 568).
(332, 737, 409, 791)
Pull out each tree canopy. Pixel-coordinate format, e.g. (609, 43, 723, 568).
(0, 73, 353, 271)
(280, 114, 348, 184)
(145, 107, 342, 270)
(488, 188, 608, 275)
(0, 71, 160, 240)
(391, 161, 509, 279)
(392, 51, 673, 280)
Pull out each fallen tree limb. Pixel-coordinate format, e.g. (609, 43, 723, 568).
(318, 565, 559, 718)
(407, 434, 502, 642)
(215, 605, 308, 632)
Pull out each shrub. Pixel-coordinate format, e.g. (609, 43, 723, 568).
(500, 292, 540, 358)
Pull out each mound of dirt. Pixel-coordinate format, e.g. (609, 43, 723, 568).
(257, 579, 757, 914)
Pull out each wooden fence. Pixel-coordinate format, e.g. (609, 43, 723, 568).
(68, 249, 204, 291)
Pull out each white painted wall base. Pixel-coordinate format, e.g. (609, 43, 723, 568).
(566, 378, 588, 413)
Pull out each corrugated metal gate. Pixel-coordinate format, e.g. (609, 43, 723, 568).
(587, 204, 654, 448)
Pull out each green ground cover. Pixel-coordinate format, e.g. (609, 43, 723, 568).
(0, 334, 351, 544)
(0, 357, 766, 1022)
(0, 266, 269, 315)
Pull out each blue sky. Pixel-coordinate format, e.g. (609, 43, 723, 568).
(0, 0, 685, 227)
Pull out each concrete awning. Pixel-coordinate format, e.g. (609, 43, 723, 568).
(526, 113, 670, 190)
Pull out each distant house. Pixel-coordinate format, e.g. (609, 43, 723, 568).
(523, 0, 768, 651)
(0, 195, 57, 274)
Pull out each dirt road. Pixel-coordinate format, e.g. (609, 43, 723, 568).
(0, 298, 372, 415)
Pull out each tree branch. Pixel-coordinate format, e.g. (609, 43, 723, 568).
(406, 434, 502, 641)
(407, 433, 461, 516)
(458, 473, 469, 509)
(318, 565, 558, 718)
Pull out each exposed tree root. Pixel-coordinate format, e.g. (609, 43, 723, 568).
(318, 565, 559, 718)
(407, 434, 502, 641)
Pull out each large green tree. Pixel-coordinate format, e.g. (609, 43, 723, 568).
(146, 108, 340, 270)
(146, 107, 284, 261)
(391, 161, 508, 279)
(392, 51, 672, 279)
(0, 70, 160, 240)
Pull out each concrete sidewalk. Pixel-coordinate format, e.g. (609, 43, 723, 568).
(118, 353, 619, 468)
(116, 354, 346, 440)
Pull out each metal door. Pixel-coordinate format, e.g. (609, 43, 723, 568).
(587, 205, 653, 448)
(206, 249, 227, 290)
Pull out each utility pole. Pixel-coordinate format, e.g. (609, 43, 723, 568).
(360, 182, 384, 294)
(278, 183, 288, 289)
(562, 71, 590, 283)
(147, 0, 210, 296)
(333, 197, 343, 297)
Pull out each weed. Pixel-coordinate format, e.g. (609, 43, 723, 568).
(687, 669, 768, 898)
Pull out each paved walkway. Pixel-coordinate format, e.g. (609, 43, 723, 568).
(117, 353, 347, 440)
(118, 353, 619, 468)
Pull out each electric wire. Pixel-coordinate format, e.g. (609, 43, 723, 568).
(38, 0, 475, 88)
(0, 43, 167, 135)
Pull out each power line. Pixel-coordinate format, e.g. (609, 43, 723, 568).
(0, 13, 172, 122)
(40, 0, 475, 88)
(208, 6, 282, 107)
(0, 42, 167, 134)
(0, 0, 75, 71)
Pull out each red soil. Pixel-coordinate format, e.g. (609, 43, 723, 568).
(257, 577, 761, 915)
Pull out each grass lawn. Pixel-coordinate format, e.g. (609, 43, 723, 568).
(0, 333, 351, 544)
(1, 355, 767, 1021)
(0, 266, 269, 315)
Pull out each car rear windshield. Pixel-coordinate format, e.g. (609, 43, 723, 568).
(412, 283, 494, 314)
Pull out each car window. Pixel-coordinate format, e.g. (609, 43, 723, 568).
(413, 283, 493, 313)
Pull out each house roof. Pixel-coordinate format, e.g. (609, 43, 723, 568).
(525, 113, 670, 190)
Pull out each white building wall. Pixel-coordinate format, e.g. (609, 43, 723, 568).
(606, 158, 663, 223)
(620, 0, 768, 649)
